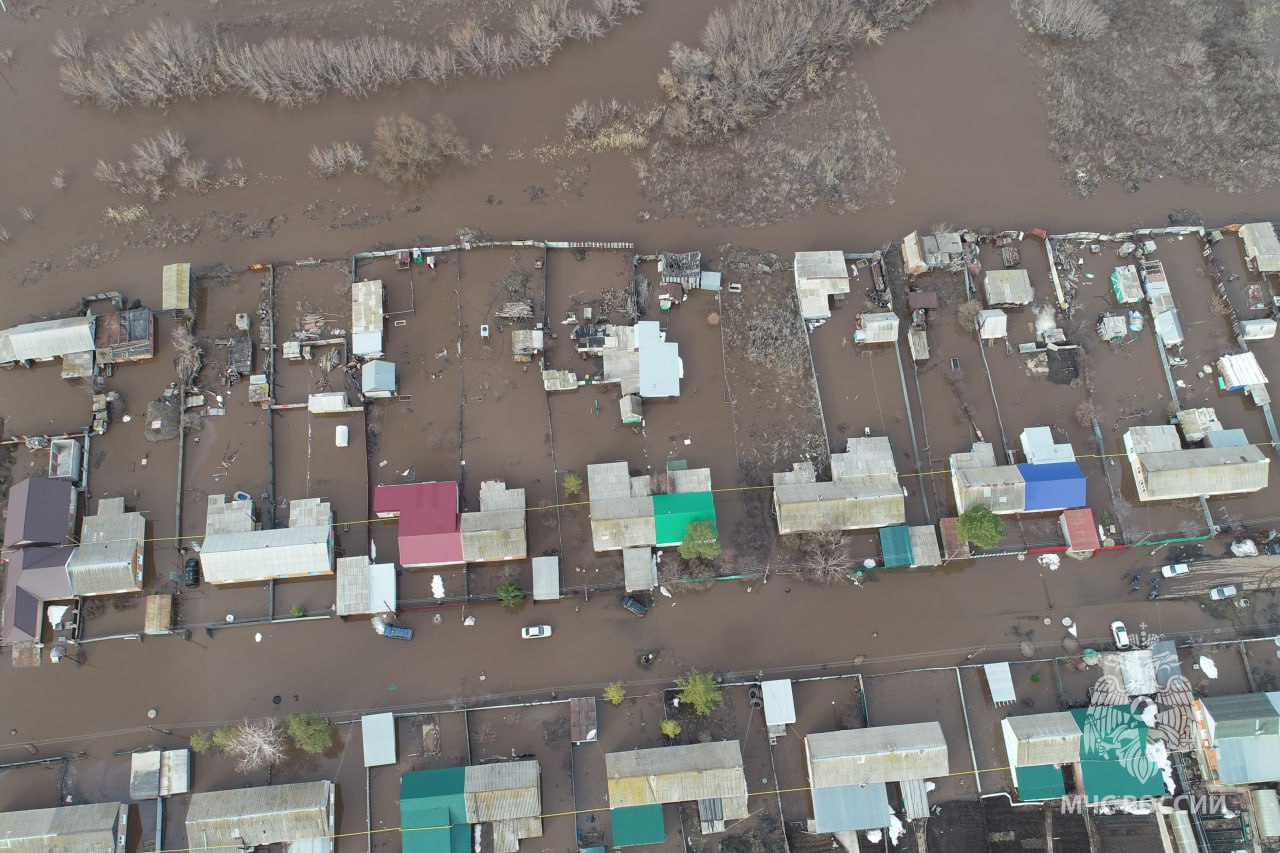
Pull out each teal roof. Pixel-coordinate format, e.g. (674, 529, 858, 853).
(611, 804, 666, 847)
(878, 525, 912, 568)
(1014, 764, 1066, 801)
(1071, 706, 1166, 800)
(401, 768, 469, 853)
(652, 492, 716, 547)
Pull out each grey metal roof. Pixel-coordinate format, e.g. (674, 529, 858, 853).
(1215, 735, 1280, 785)
(588, 461, 635, 500)
(983, 269, 1033, 305)
(464, 761, 541, 823)
(1100, 650, 1157, 697)
(65, 497, 144, 596)
(461, 515, 527, 563)
(200, 525, 333, 584)
(984, 662, 1016, 705)
(361, 713, 397, 768)
(622, 547, 656, 592)
(669, 467, 712, 494)
(0, 802, 125, 853)
(1203, 694, 1280, 738)
(773, 482, 906, 533)
(1176, 408, 1222, 443)
(606, 742, 747, 810)
(909, 526, 941, 568)
(811, 783, 891, 833)
(204, 494, 256, 536)
(351, 280, 384, 358)
(858, 312, 899, 343)
(1002, 713, 1081, 767)
(335, 557, 396, 616)
(1253, 789, 1280, 837)
(531, 556, 560, 601)
(1131, 444, 1269, 500)
(0, 316, 96, 363)
(185, 781, 332, 851)
(794, 251, 850, 320)
(952, 465, 1025, 514)
(806, 723, 948, 786)
(1241, 222, 1280, 272)
(900, 777, 930, 821)
(491, 817, 542, 853)
(129, 749, 190, 799)
(832, 436, 899, 482)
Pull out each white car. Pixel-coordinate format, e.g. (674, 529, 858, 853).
(1160, 563, 1190, 578)
(1110, 620, 1131, 649)
(521, 624, 552, 639)
(1209, 585, 1238, 601)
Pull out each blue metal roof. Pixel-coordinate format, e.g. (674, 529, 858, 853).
(811, 783, 892, 832)
(1017, 462, 1086, 512)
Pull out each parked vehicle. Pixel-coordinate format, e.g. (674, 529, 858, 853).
(621, 595, 648, 618)
(521, 624, 552, 639)
(183, 557, 201, 588)
(1110, 620, 1131, 649)
(1265, 543, 1280, 556)
(1209, 585, 1238, 601)
(372, 614, 413, 640)
(1160, 563, 1189, 578)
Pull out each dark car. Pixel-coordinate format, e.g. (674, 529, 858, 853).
(183, 557, 201, 588)
(621, 595, 648, 617)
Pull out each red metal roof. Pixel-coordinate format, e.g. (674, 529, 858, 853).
(1061, 508, 1099, 553)
(907, 291, 939, 310)
(938, 517, 971, 560)
(373, 482, 463, 567)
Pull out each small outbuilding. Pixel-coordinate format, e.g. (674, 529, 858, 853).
(854, 312, 899, 344)
(794, 251, 851, 321)
(532, 555, 561, 601)
(186, 781, 335, 853)
(362, 712, 397, 768)
(762, 679, 796, 738)
(983, 269, 1033, 306)
(161, 263, 192, 313)
(1110, 265, 1143, 304)
(351, 279, 385, 359)
(1240, 222, 1280, 273)
(622, 547, 656, 593)
(335, 556, 397, 616)
(362, 359, 397, 399)
(94, 307, 154, 364)
(129, 748, 191, 800)
(978, 309, 1007, 340)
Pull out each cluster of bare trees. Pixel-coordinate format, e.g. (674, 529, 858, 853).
(309, 142, 366, 178)
(57, 1, 643, 110)
(1025, 0, 1108, 41)
(371, 114, 472, 185)
(656, 0, 934, 144)
(95, 129, 214, 198)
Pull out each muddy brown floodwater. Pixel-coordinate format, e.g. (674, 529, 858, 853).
(3, 0, 1280, 849)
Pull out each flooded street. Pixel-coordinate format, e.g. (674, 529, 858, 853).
(2, 0, 1280, 850)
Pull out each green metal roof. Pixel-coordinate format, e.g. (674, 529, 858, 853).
(401, 768, 469, 853)
(652, 492, 716, 547)
(878, 525, 913, 568)
(1014, 764, 1066, 801)
(1071, 706, 1165, 801)
(611, 804, 666, 847)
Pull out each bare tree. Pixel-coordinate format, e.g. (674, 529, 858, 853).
(798, 530, 855, 584)
(175, 158, 212, 193)
(371, 113, 471, 185)
(1028, 0, 1108, 41)
(172, 325, 203, 385)
(51, 29, 88, 62)
(222, 718, 289, 773)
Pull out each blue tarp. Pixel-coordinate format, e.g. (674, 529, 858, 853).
(1017, 462, 1086, 512)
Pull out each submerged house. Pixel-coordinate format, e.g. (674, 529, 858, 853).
(400, 761, 543, 853)
(0, 315, 97, 369)
(186, 781, 334, 853)
(1123, 425, 1269, 501)
(374, 480, 527, 567)
(64, 497, 145, 597)
(0, 801, 129, 853)
(794, 251, 851, 322)
(1, 477, 78, 645)
(805, 723, 948, 832)
(606, 741, 748, 840)
(587, 461, 716, 552)
(949, 428, 1086, 515)
(197, 495, 334, 584)
(772, 436, 905, 534)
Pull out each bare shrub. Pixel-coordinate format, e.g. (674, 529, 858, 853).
(172, 324, 204, 384)
(798, 531, 853, 584)
(1169, 40, 1208, 72)
(18, 207, 34, 223)
(221, 718, 288, 773)
(156, 129, 187, 160)
(94, 159, 132, 190)
(956, 300, 981, 333)
(175, 158, 212, 193)
(50, 169, 67, 190)
(0, 48, 12, 65)
(0, 224, 9, 243)
(1027, 0, 1108, 41)
(371, 113, 471, 185)
(132, 135, 171, 182)
(309, 141, 366, 177)
(1074, 399, 1102, 428)
(51, 29, 88, 61)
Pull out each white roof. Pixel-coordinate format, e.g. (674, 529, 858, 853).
(1219, 352, 1268, 388)
(977, 309, 1007, 339)
(362, 712, 397, 768)
(0, 315, 96, 364)
(362, 359, 396, 393)
(858, 312, 899, 343)
(984, 662, 1016, 705)
(1019, 427, 1075, 464)
(308, 392, 360, 413)
(531, 555, 560, 601)
(200, 526, 333, 583)
(1241, 223, 1280, 272)
(352, 280, 384, 357)
(636, 321, 681, 398)
(762, 680, 796, 728)
(795, 251, 851, 320)
(335, 557, 396, 616)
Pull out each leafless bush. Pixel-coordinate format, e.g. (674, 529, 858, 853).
(132, 135, 171, 182)
(371, 113, 471, 185)
(309, 141, 367, 177)
(956, 299, 981, 333)
(172, 324, 204, 384)
(18, 207, 34, 223)
(1169, 40, 1208, 72)
(51, 29, 88, 61)
(175, 158, 212, 193)
(94, 159, 133, 191)
(222, 718, 288, 773)
(798, 531, 853, 584)
(50, 169, 67, 190)
(1027, 0, 1108, 41)
(1074, 399, 1102, 428)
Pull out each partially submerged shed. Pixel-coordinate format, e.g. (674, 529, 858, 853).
(983, 269, 1033, 306)
(0, 801, 128, 853)
(161, 263, 192, 313)
(794, 251, 850, 321)
(854, 312, 899, 344)
(352, 279, 385, 359)
(129, 748, 191, 800)
(186, 781, 334, 852)
(622, 547, 656, 593)
(65, 497, 145, 597)
(362, 360, 397, 399)
(532, 555, 561, 601)
(335, 556, 397, 616)
(1240, 222, 1280, 273)
(977, 309, 1007, 340)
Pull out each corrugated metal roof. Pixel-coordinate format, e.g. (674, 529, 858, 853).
(773, 484, 906, 534)
(1213, 735, 1280, 785)
(952, 465, 1026, 514)
(336, 557, 396, 616)
(983, 269, 1033, 305)
(1219, 352, 1268, 388)
(811, 783, 891, 833)
(65, 497, 144, 596)
(833, 436, 899, 482)
(1132, 445, 1270, 500)
(0, 316, 96, 363)
(1060, 508, 1099, 552)
(908, 526, 941, 568)
(129, 748, 190, 799)
(186, 781, 332, 851)
(1002, 713, 1081, 767)
(857, 312, 899, 343)
(0, 802, 124, 853)
(570, 697, 598, 743)
(460, 513, 526, 563)
(588, 462, 637, 501)
(352, 280, 384, 358)
(795, 252, 851, 321)
(200, 525, 333, 584)
(900, 778, 930, 821)
(491, 817, 541, 853)
(606, 742, 747, 809)
(1203, 693, 1280, 738)
(308, 392, 360, 414)
(978, 309, 1007, 339)
(532, 556, 560, 600)
(762, 680, 796, 728)
(591, 500, 656, 551)
(806, 723, 948, 786)
(1018, 462, 1086, 512)
(362, 713, 397, 768)
(464, 761, 541, 822)
(161, 263, 191, 311)
(622, 548, 655, 592)
(204, 494, 256, 536)
(984, 662, 1016, 704)
(1241, 222, 1280, 272)
(1253, 789, 1280, 837)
